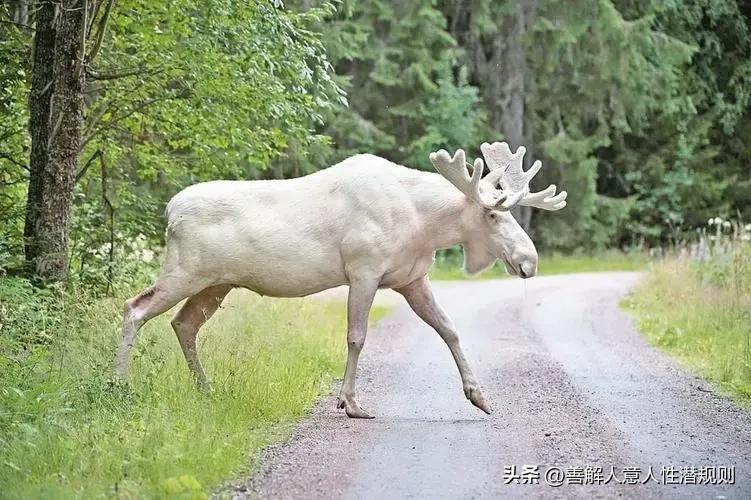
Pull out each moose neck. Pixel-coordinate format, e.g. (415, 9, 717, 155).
(421, 191, 485, 252)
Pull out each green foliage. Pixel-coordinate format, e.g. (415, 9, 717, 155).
(527, 0, 698, 249)
(602, 0, 751, 245)
(2, 1, 343, 285)
(76, 0, 342, 281)
(650, 0, 751, 135)
(535, 130, 608, 249)
(405, 67, 487, 167)
(0, 277, 388, 498)
(0, 20, 31, 270)
(0, 279, 64, 350)
(321, 0, 486, 167)
(87, 0, 341, 178)
(322, 0, 749, 251)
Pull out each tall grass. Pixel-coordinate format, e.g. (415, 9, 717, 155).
(0, 279, 383, 498)
(624, 220, 751, 407)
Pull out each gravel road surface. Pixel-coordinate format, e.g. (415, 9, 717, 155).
(232, 272, 751, 499)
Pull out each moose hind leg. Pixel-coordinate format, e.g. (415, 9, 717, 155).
(114, 274, 207, 379)
(170, 284, 233, 392)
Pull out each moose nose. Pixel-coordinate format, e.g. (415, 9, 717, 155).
(519, 262, 536, 279)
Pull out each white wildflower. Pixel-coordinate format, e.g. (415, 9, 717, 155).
(723, 221, 731, 229)
(741, 234, 750, 242)
(745, 223, 751, 232)
(707, 218, 714, 226)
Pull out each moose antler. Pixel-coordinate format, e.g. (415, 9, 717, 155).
(480, 141, 567, 211)
(428, 149, 507, 209)
(429, 142, 567, 212)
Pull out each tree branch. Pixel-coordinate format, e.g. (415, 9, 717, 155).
(86, 0, 114, 64)
(99, 151, 115, 295)
(75, 148, 102, 182)
(0, 152, 30, 171)
(86, 0, 102, 38)
(0, 18, 34, 31)
(81, 96, 175, 147)
(82, 100, 119, 143)
(86, 64, 164, 81)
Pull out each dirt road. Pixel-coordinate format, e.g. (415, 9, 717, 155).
(234, 272, 751, 499)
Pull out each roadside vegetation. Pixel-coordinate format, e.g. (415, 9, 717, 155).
(624, 219, 751, 407)
(430, 248, 647, 280)
(0, 277, 386, 498)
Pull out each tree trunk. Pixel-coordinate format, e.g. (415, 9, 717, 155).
(498, 2, 533, 231)
(24, 0, 86, 281)
(446, 0, 537, 232)
(6, 0, 28, 25)
(24, 0, 56, 277)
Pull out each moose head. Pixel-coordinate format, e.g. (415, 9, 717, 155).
(429, 142, 567, 278)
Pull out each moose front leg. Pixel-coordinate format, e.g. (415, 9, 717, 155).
(337, 278, 379, 419)
(395, 276, 491, 414)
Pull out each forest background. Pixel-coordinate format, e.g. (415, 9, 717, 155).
(1, 0, 749, 287)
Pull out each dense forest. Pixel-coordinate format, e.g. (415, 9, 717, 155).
(1, 0, 750, 287)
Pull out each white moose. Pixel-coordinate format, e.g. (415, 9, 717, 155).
(114, 141, 566, 418)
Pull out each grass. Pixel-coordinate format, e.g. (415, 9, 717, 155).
(0, 279, 387, 499)
(429, 249, 648, 280)
(623, 252, 751, 408)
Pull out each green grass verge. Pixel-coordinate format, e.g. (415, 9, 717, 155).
(623, 258, 751, 408)
(429, 250, 648, 280)
(0, 280, 387, 499)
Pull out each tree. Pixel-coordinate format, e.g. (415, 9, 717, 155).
(321, 0, 487, 168)
(66, 0, 342, 289)
(624, 0, 751, 233)
(3, 0, 750, 280)
(25, 0, 86, 281)
(306, 0, 751, 249)
(444, 0, 538, 231)
(23, 0, 95, 281)
(4, 1, 342, 287)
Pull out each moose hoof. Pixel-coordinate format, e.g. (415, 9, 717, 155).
(191, 376, 213, 396)
(336, 395, 375, 419)
(197, 383, 213, 397)
(465, 387, 492, 415)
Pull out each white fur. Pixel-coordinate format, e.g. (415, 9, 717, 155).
(115, 149, 561, 418)
(163, 153, 537, 294)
